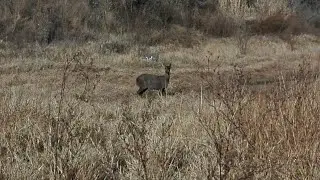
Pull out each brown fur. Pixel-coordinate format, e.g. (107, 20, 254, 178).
(136, 64, 172, 96)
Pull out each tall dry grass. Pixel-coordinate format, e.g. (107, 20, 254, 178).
(0, 0, 319, 179)
(1, 45, 320, 179)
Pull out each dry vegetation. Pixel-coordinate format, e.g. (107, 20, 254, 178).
(1, 0, 320, 180)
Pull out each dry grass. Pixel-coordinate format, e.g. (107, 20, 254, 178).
(0, 32, 320, 179)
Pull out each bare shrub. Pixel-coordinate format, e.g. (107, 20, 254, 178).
(290, 0, 320, 28)
(0, 0, 226, 45)
(117, 104, 152, 180)
(197, 66, 261, 179)
(0, 0, 100, 45)
(245, 12, 319, 50)
(3, 0, 316, 47)
(194, 60, 320, 178)
(197, 11, 238, 37)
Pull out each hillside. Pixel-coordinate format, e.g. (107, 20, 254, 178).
(0, 0, 320, 179)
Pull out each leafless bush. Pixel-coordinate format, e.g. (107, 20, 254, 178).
(244, 12, 318, 50)
(0, 0, 233, 46)
(2, 0, 317, 47)
(196, 11, 238, 37)
(117, 103, 152, 180)
(194, 60, 320, 178)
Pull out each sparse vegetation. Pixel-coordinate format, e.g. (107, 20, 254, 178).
(0, 0, 320, 180)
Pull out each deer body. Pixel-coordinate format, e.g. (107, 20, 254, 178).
(136, 64, 171, 96)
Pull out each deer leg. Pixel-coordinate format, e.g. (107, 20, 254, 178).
(162, 88, 166, 95)
(137, 88, 148, 96)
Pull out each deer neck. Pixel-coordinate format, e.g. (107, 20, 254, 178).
(164, 72, 170, 82)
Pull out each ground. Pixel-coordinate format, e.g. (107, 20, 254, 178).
(0, 33, 320, 179)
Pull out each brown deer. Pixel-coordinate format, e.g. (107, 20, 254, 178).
(136, 63, 172, 96)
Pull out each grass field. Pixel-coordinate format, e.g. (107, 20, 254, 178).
(0, 32, 320, 179)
